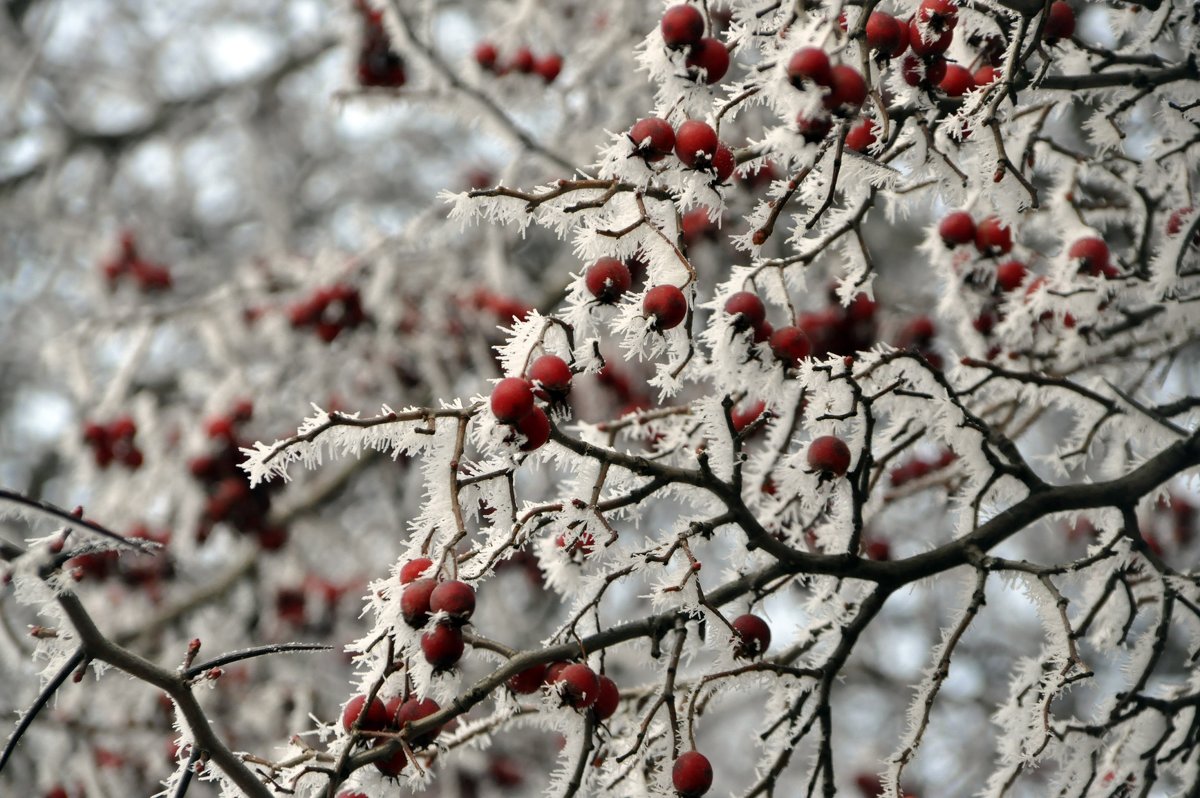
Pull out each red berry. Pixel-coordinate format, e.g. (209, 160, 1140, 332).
(866, 12, 904, 56)
(630, 118, 676, 162)
(855, 773, 885, 796)
(401, 578, 437, 628)
(674, 120, 719, 168)
(938, 211, 975, 247)
(556, 529, 596, 556)
(551, 663, 600, 708)
(686, 38, 730, 84)
(528, 355, 572, 399)
(510, 47, 535, 73)
(1043, 1, 1075, 42)
(516, 405, 551, 451)
(342, 694, 389, 733)
(672, 751, 714, 797)
(908, 17, 953, 56)
(724, 291, 766, 331)
(731, 400, 766, 433)
(644, 285, 689, 331)
(534, 53, 563, 83)
(1068, 237, 1110, 276)
(400, 557, 433, 584)
(586, 257, 633, 302)
(975, 65, 997, 85)
(429, 580, 475, 620)
(902, 53, 946, 86)
(395, 697, 442, 747)
(823, 65, 867, 113)
(475, 42, 498, 70)
(897, 316, 936, 348)
(845, 119, 878, 153)
(372, 740, 407, 777)
(796, 112, 833, 143)
(995, 260, 1028, 292)
(661, 4, 705, 49)
(939, 64, 975, 97)
(491, 377, 535, 423)
(787, 47, 832, 88)
(711, 143, 735, 182)
(731, 613, 771, 658)
(769, 325, 812, 366)
(593, 675, 620, 720)
(974, 216, 1013, 256)
(890, 19, 911, 57)
(508, 662, 548, 694)
(110, 415, 137, 441)
(918, 0, 958, 30)
(808, 435, 852, 476)
(421, 623, 465, 669)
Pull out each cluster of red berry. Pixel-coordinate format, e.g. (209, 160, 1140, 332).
(464, 288, 532, 325)
(660, 4, 730, 85)
(889, 448, 958, 487)
(352, 1, 405, 87)
(399, 559, 477, 671)
(629, 116, 735, 185)
(287, 283, 368, 343)
(474, 42, 563, 83)
(82, 416, 144, 469)
(189, 401, 288, 550)
(66, 525, 173, 597)
(787, 47, 868, 142)
(489, 355, 574, 451)
(99, 230, 172, 292)
(340, 688, 445, 777)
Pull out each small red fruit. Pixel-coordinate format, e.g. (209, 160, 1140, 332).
(429, 580, 476, 620)
(510, 47, 535, 74)
(661, 4, 706, 50)
(1043, 1, 1075, 43)
(674, 120, 719, 168)
(552, 663, 600, 708)
(630, 118, 676, 162)
(724, 292, 766, 332)
(845, 119, 877, 153)
(400, 557, 434, 584)
(731, 613, 771, 658)
(711, 143, 735, 182)
(395, 697, 442, 747)
(975, 65, 997, 86)
(342, 694, 389, 733)
(644, 285, 689, 331)
(901, 54, 946, 86)
(372, 740, 407, 777)
(808, 435, 852, 476)
(769, 325, 811, 366)
(938, 64, 975, 97)
(866, 12, 904, 56)
(787, 47, 832, 88)
(1067, 237, 1110, 276)
(401, 578, 437, 628)
(528, 354, 572, 399)
(823, 65, 867, 113)
(534, 53, 563, 83)
(686, 38, 730, 84)
(796, 112, 833, 143)
(491, 377, 535, 423)
(908, 18, 953, 56)
(474, 42, 498, 70)
(593, 675, 620, 720)
(995, 260, 1028, 292)
(672, 751, 714, 797)
(421, 623, 465, 670)
(586, 257, 633, 303)
(938, 211, 975, 247)
(974, 216, 1013, 256)
(508, 662, 548, 694)
(516, 405, 551, 451)
(918, 0, 958, 31)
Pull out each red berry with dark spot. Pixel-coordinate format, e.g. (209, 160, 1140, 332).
(644, 285, 688, 331)
(1068, 237, 1110, 276)
(395, 697, 442, 747)
(770, 325, 811, 366)
(686, 38, 730, 84)
(866, 12, 904, 56)
(516, 405, 551, 451)
(661, 4, 706, 49)
(401, 578, 437, 628)
(586, 257, 633, 303)
(903, 53, 947, 86)
(674, 120, 719, 168)
(673, 751, 714, 797)
(421, 623, 465, 670)
(939, 64, 975, 97)
(787, 47, 832, 88)
(796, 113, 833, 143)
(630, 118, 676, 162)
(823, 65, 867, 113)
(528, 354, 572, 399)
(1043, 1, 1075, 43)
(491, 377, 535, 423)
(593, 675, 620, 720)
(400, 558, 433, 584)
(938, 211, 975, 247)
(995, 260, 1028, 292)
(475, 42, 498, 70)
(908, 18, 953, 56)
(918, 0, 958, 31)
(808, 435, 852, 476)
(724, 292, 766, 332)
(429, 580, 475, 620)
(534, 53, 563, 83)
(342, 694, 389, 733)
(552, 663, 600, 708)
(974, 216, 1013, 256)
(508, 662, 548, 694)
(732, 613, 771, 658)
